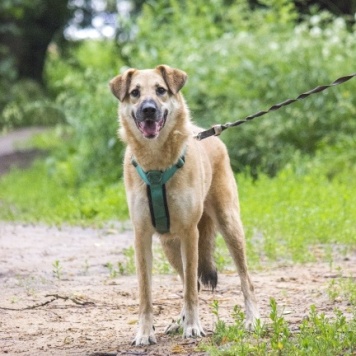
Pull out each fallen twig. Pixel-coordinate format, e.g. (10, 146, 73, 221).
(45, 293, 95, 306)
(0, 294, 94, 311)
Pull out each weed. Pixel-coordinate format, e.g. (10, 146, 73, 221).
(105, 246, 136, 278)
(269, 297, 290, 352)
(152, 244, 174, 274)
(83, 259, 89, 275)
(10, 296, 18, 304)
(297, 306, 356, 355)
(203, 299, 356, 355)
(104, 262, 119, 278)
(121, 247, 136, 275)
(328, 276, 356, 306)
(52, 260, 62, 280)
(214, 235, 234, 272)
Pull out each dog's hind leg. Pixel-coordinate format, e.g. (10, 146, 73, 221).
(217, 206, 260, 330)
(160, 237, 184, 281)
(198, 212, 218, 290)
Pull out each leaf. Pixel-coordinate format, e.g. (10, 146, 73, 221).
(171, 344, 186, 354)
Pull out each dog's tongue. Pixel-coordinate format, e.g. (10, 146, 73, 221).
(140, 120, 159, 138)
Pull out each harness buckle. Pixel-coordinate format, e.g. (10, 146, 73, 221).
(146, 170, 163, 185)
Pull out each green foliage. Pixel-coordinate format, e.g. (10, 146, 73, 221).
(0, 80, 65, 131)
(2, 0, 356, 179)
(4, 0, 356, 180)
(121, 0, 356, 177)
(44, 41, 124, 184)
(0, 0, 39, 83)
(204, 299, 356, 355)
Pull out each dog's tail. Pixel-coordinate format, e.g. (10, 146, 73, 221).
(198, 212, 218, 291)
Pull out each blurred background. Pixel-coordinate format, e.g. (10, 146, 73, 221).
(0, 0, 355, 237)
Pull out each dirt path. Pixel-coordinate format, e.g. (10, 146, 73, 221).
(1, 223, 355, 355)
(0, 127, 48, 175)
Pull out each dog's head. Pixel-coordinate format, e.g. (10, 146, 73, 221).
(110, 65, 187, 139)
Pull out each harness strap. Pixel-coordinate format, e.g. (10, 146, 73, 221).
(131, 152, 185, 234)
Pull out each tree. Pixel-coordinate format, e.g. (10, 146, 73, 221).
(248, 0, 356, 18)
(0, 0, 149, 86)
(0, 0, 71, 85)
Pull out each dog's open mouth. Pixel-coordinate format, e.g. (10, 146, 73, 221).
(135, 110, 168, 139)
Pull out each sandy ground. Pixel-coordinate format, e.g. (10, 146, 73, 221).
(1, 223, 355, 356)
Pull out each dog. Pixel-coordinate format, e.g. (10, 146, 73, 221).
(110, 65, 260, 346)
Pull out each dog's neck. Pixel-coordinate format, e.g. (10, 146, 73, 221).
(121, 113, 191, 172)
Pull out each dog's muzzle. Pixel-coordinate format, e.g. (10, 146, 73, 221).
(133, 100, 168, 139)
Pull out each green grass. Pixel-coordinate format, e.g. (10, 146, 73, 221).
(1, 151, 355, 263)
(239, 163, 356, 265)
(0, 161, 128, 225)
(203, 298, 356, 355)
(213, 158, 356, 270)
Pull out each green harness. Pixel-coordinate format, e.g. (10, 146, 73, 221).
(131, 151, 185, 234)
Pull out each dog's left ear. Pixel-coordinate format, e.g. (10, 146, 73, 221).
(110, 68, 136, 102)
(156, 65, 188, 94)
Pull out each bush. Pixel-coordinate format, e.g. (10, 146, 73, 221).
(44, 41, 124, 184)
(120, 0, 356, 177)
(0, 79, 66, 131)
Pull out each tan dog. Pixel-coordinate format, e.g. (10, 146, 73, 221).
(110, 65, 260, 346)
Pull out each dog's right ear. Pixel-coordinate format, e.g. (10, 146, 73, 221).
(109, 68, 136, 102)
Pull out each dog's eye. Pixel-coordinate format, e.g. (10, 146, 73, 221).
(131, 89, 140, 98)
(156, 87, 167, 96)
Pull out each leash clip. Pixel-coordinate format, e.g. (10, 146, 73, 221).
(212, 124, 223, 136)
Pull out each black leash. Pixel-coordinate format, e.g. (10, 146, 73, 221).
(195, 73, 356, 141)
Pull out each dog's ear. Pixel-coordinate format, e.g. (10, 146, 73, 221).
(109, 68, 136, 102)
(156, 65, 188, 94)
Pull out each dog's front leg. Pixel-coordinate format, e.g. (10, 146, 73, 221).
(180, 227, 205, 338)
(132, 231, 156, 346)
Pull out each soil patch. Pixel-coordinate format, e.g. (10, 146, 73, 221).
(1, 223, 355, 355)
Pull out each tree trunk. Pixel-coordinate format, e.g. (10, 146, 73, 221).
(0, 0, 71, 85)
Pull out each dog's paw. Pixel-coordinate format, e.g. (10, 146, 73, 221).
(183, 323, 206, 339)
(165, 319, 181, 334)
(245, 314, 262, 331)
(131, 333, 157, 346)
(245, 306, 261, 331)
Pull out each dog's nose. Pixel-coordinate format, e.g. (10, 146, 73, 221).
(142, 101, 157, 116)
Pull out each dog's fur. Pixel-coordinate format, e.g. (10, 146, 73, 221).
(110, 65, 260, 346)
